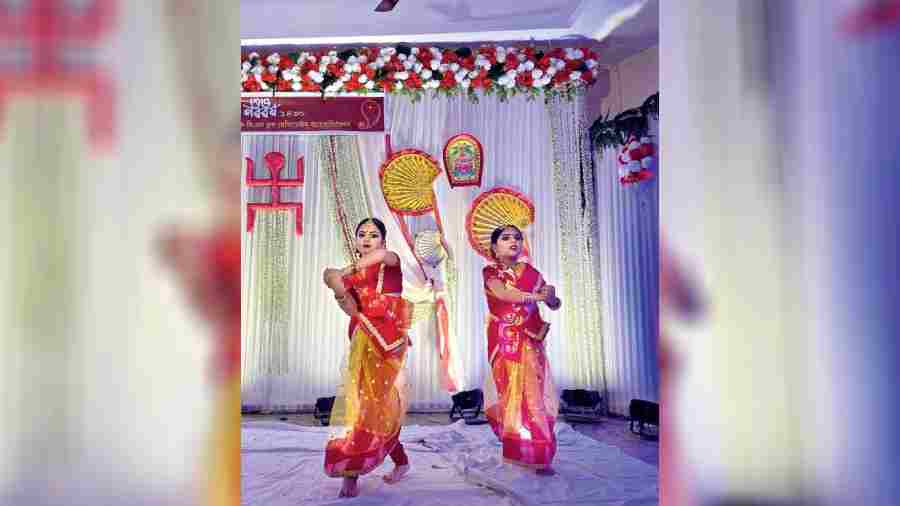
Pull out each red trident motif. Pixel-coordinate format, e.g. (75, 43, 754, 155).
(0, 0, 118, 149)
(245, 151, 304, 235)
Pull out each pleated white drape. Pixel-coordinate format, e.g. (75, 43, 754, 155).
(241, 95, 657, 413)
(593, 118, 660, 415)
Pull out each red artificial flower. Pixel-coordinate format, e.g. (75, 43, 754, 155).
(365, 67, 376, 80)
(566, 59, 584, 71)
(461, 55, 476, 70)
(504, 53, 519, 71)
(243, 79, 261, 92)
(538, 55, 552, 70)
(378, 78, 394, 91)
(440, 71, 456, 89)
(302, 61, 318, 72)
(276, 79, 292, 91)
(523, 47, 536, 59)
(549, 48, 566, 59)
(406, 73, 423, 89)
(278, 56, 295, 70)
(344, 74, 363, 92)
(516, 72, 534, 88)
(441, 50, 459, 65)
(552, 70, 571, 85)
(327, 63, 341, 75)
(261, 70, 277, 84)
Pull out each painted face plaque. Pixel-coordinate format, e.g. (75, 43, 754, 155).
(443, 133, 484, 188)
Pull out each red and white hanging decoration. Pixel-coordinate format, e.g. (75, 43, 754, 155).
(617, 135, 655, 185)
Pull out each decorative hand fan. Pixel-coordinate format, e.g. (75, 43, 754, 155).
(414, 229, 447, 267)
(465, 187, 535, 261)
(379, 149, 442, 216)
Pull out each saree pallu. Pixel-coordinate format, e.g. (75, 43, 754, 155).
(324, 261, 412, 477)
(482, 262, 559, 470)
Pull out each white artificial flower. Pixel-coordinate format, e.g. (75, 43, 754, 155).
(414, 63, 423, 73)
(411, 47, 419, 55)
(627, 160, 641, 173)
(517, 53, 527, 61)
(450, 63, 460, 72)
(359, 55, 368, 64)
(241, 71, 248, 82)
(570, 71, 582, 81)
(516, 63, 526, 73)
(308, 55, 317, 63)
(341, 74, 351, 81)
(395, 71, 409, 80)
(343, 64, 353, 73)
(640, 136, 651, 144)
(268, 64, 278, 74)
(260, 81, 270, 91)
(252, 65, 263, 75)
(525, 61, 535, 71)
(618, 165, 629, 178)
(398, 53, 407, 61)
(292, 81, 302, 91)
(469, 70, 479, 79)
(628, 140, 640, 150)
(430, 60, 440, 71)
(381, 47, 391, 56)
(359, 74, 369, 83)
(555, 59, 566, 70)
(365, 80, 376, 89)
(376, 57, 385, 68)
(482, 60, 492, 70)
(430, 47, 441, 57)
(541, 76, 553, 87)
(574, 49, 585, 59)
(497, 75, 509, 86)
(532, 69, 544, 79)
(641, 157, 654, 169)
(348, 56, 358, 64)
(422, 69, 433, 80)
(395, 81, 404, 91)
(533, 78, 546, 88)
(586, 59, 598, 69)
(310, 71, 324, 83)
(249, 52, 259, 60)
(461, 79, 471, 89)
(439, 63, 449, 72)
(404, 61, 414, 70)
(281, 70, 294, 81)
(504, 79, 516, 89)
(455, 70, 467, 82)
(320, 55, 330, 65)
(328, 50, 337, 57)
(300, 51, 309, 60)
(386, 47, 397, 56)
(319, 63, 327, 73)
(242, 61, 251, 72)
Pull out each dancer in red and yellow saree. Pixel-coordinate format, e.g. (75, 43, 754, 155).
(482, 225, 562, 475)
(322, 218, 414, 498)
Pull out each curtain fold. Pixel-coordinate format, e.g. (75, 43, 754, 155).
(593, 118, 660, 415)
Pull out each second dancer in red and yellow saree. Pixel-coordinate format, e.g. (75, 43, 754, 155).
(482, 225, 562, 474)
(323, 218, 414, 498)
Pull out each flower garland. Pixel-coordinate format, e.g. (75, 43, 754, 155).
(617, 135, 655, 186)
(589, 92, 658, 150)
(241, 45, 601, 102)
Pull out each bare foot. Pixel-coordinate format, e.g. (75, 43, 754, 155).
(338, 477, 359, 498)
(536, 467, 556, 476)
(382, 464, 410, 484)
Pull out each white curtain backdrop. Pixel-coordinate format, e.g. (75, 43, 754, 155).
(593, 118, 660, 415)
(240, 94, 656, 413)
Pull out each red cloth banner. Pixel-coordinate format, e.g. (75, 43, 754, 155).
(241, 96, 384, 132)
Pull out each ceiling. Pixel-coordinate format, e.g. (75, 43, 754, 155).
(240, 0, 658, 65)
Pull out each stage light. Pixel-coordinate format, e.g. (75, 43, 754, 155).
(449, 388, 487, 425)
(627, 399, 659, 437)
(560, 389, 604, 423)
(314, 396, 336, 426)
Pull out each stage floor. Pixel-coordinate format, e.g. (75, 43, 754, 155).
(242, 416, 658, 505)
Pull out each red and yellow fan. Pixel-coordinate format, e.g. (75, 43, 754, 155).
(379, 149, 442, 216)
(466, 187, 536, 261)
